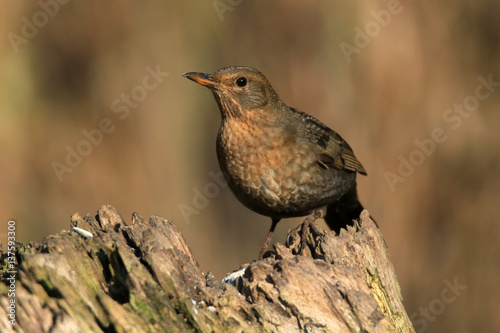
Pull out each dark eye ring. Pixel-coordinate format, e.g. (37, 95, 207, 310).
(236, 77, 247, 87)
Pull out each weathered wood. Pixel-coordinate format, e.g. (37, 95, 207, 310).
(0, 205, 414, 332)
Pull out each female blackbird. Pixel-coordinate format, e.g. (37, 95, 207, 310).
(183, 66, 366, 258)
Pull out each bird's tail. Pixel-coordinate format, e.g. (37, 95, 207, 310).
(324, 185, 366, 233)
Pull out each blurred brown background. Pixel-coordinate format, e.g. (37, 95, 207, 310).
(1, 1, 499, 332)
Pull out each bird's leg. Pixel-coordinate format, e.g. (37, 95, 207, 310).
(299, 210, 323, 254)
(258, 218, 280, 259)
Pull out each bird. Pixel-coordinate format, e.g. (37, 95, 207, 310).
(183, 66, 367, 259)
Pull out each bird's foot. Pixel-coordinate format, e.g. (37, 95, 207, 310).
(286, 210, 323, 256)
(258, 218, 280, 260)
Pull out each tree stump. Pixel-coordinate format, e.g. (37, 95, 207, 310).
(0, 205, 414, 332)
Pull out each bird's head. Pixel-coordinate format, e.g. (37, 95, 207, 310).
(183, 66, 282, 118)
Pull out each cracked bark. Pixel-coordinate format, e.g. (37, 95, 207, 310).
(0, 205, 414, 332)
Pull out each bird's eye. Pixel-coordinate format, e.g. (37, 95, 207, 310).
(236, 77, 247, 87)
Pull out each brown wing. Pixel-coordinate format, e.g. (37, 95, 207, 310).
(292, 108, 367, 175)
(318, 138, 367, 175)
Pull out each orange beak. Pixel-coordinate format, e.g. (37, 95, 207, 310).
(183, 72, 226, 90)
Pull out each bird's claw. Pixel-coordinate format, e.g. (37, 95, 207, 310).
(286, 210, 323, 255)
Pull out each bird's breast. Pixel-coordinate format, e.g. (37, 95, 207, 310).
(216, 119, 353, 217)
